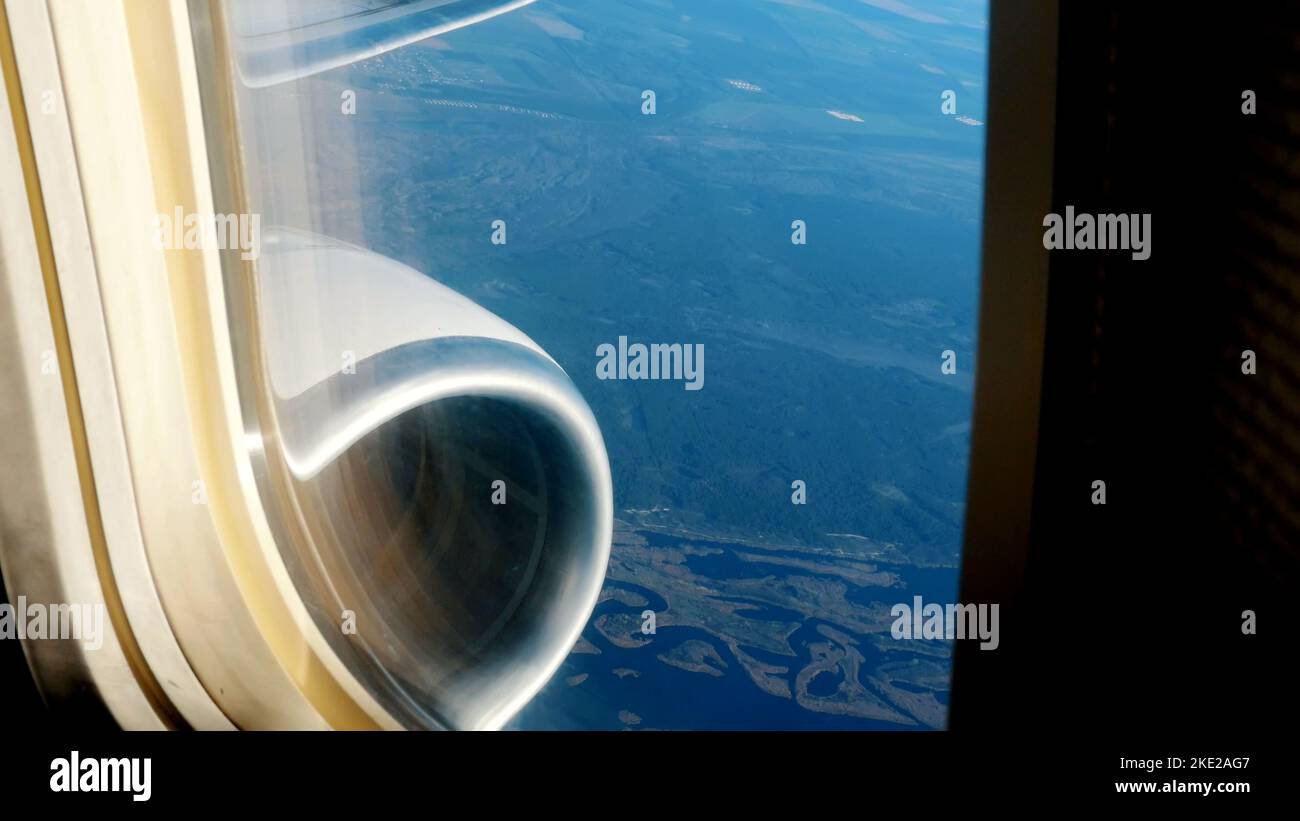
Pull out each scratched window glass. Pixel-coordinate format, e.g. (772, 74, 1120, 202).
(227, 0, 989, 729)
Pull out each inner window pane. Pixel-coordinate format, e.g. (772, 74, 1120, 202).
(227, 0, 989, 729)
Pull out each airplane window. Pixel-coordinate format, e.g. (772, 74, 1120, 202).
(212, 0, 989, 729)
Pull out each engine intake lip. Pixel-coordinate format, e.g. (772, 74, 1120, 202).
(268, 336, 613, 730)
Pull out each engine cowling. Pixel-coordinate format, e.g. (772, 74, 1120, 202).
(250, 227, 613, 729)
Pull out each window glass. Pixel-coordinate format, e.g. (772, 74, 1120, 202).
(221, 0, 989, 729)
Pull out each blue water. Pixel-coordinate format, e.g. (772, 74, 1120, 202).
(511, 528, 960, 730)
